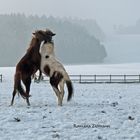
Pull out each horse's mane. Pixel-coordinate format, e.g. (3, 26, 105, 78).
(26, 37, 39, 52)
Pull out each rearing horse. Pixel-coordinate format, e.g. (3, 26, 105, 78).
(40, 41, 74, 106)
(10, 30, 55, 106)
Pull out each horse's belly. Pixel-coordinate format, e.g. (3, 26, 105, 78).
(40, 58, 50, 75)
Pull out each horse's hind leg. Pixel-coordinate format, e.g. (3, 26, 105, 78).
(50, 78, 62, 106)
(23, 77, 31, 106)
(25, 78, 31, 106)
(50, 72, 64, 106)
(55, 88, 62, 106)
(10, 89, 16, 106)
(52, 86, 62, 106)
(59, 80, 65, 104)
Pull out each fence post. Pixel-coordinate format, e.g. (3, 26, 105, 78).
(94, 75, 96, 83)
(124, 75, 126, 83)
(79, 75, 81, 83)
(109, 75, 112, 83)
(0, 74, 2, 82)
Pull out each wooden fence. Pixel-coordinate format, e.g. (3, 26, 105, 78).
(35, 74, 140, 84)
(69, 75, 140, 83)
(0, 74, 2, 82)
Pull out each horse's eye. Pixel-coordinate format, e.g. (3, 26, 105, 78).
(45, 55, 49, 59)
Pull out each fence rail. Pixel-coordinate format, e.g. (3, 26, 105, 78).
(35, 74, 140, 84)
(0, 74, 2, 82)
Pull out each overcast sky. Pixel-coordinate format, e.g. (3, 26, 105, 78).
(0, 0, 140, 33)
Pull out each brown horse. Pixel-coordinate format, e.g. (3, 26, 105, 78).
(11, 30, 55, 106)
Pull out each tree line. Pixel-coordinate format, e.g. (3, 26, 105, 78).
(0, 14, 107, 66)
(116, 19, 140, 34)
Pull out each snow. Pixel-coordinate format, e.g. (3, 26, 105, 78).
(1, 64, 140, 140)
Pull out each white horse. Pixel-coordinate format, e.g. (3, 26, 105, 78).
(40, 41, 73, 106)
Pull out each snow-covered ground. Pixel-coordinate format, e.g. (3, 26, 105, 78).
(1, 64, 140, 140)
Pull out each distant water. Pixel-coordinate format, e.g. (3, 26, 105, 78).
(104, 34, 140, 63)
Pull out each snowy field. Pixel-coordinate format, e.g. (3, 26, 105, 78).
(1, 64, 140, 140)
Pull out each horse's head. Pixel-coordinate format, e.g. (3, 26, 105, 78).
(44, 29, 56, 42)
(32, 30, 47, 42)
(32, 29, 56, 43)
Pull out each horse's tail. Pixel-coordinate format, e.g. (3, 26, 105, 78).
(14, 72, 29, 99)
(66, 80, 74, 101)
(63, 71, 74, 101)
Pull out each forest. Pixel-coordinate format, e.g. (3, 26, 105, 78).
(0, 14, 107, 66)
(116, 19, 140, 34)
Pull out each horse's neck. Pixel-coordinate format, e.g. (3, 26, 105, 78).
(27, 37, 41, 53)
(41, 42, 55, 56)
(25, 37, 41, 65)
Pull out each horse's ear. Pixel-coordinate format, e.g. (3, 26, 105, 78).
(52, 33, 56, 36)
(45, 29, 56, 36)
(32, 32, 36, 37)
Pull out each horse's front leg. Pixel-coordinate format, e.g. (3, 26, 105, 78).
(38, 69, 42, 81)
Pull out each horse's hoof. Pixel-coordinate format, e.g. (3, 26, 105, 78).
(28, 95, 32, 97)
(9, 102, 13, 106)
